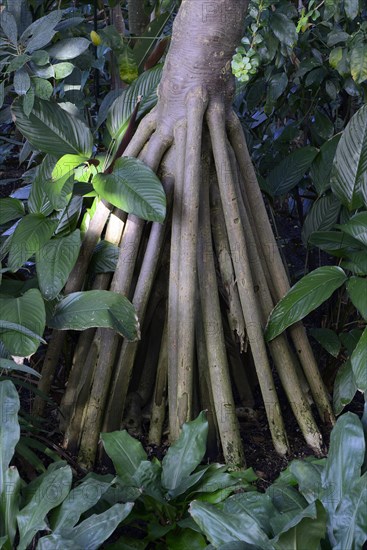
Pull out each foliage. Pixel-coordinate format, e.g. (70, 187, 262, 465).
(0, 379, 134, 550)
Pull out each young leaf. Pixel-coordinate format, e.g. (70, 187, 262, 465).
(11, 98, 93, 157)
(93, 157, 166, 223)
(265, 267, 348, 341)
(36, 230, 81, 300)
(101, 430, 147, 484)
(7, 213, 58, 271)
(330, 105, 367, 210)
(162, 412, 208, 492)
(48, 290, 139, 340)
(351, 327, 367, 392)
(0, 289, 46, 356)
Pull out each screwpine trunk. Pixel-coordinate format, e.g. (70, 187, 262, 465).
(37, 0, 334, 469)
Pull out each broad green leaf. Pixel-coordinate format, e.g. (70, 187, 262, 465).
(330, 105, 367, 210)
(162, 412, 208, 492)
(340, 329, 364, 355)
(223, 492, 276, 536)
(265, 267, 348, 341)
(266, 72, 288, 105)
(0, 358, 41, 377)
(321, 413, 365, 515)
(266, 147, 318, 196)
(351, 44, 367, 84)
(132, 460, 165, 502)
(8, 213, 58, 270)
(301, 194, 341, 245)
(0, 197, 25, 224)
(273, 500, 326, 548)
(11, 98, 93, 156)
(66, 503, 134, 550)
(289, 460, 325, 503)
(166, 528, 207, 549)
(346, 277, 367, 320)
(47, 38, 90, 60)
(189, 500, 273, 548)
(332, 473, 367, 550)
(101, 430, 147, 484)
(351, 327, 367, 392)
(36, 231, 81, 300)
(167, 465, 212, 501)
(28, 156, 55, 216)
(270, 12, 297, 47)
(309, 230, 363, 256)
(89, 241, 119, 274)
(21, 11, 62, 53)
(17, 463, 72, 550)
(338, 212, 367, 246)
(344, 0, 360, 20)
(0, 380, 20, 493)
(52, 154, 88, 180)
(23, 86, 35, 116)
(93, 157, 166, 223)
(50, 477, 112, 532)
(7, 54, 31, 73)
(0, 466, 22, 547)
(54, 62, 74, 80)
(342, 250, 367, 276)
(0, 289, 46, 356)
(45, 154, 87, 210)
(33, 77, 53, 100)
(310, 134, 341, 194)
(48, 290, 139, 340)
(54, 196, 83, 236)
(14, 68, 30, 96)
(37, 533, 81, 549)
(31, 50, 49, 66)
(107, 65, 162, 152)
(267, 485, 308, 534)
(310, 328, 341, 357)
(0, 321, 46, 346)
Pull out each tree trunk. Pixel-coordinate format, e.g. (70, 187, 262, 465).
(39, 0, 333, 469)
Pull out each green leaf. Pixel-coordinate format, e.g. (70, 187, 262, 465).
(189, 500, 273, 548)
(0, 11, 18, 46)
(270, 12, 297, 47)
(162, 412, 208, 492)
(28, 155, 55, 216)
(89, 241, 119, 274)
(308, 230, 363, 256)
(47, 37, 90, 60)
(266, 147, 318, 196)
(0, 321, 46, 347)
(36, 533, 81, 549)
(31, 50, 49, 66)
(50, 477, 111, 532)
(17, 463, 72, 550)
(310, 328, 341, 357)
(93, 157, 166, 223)
(11, 98, 93, 156)
(321, 413, 365, 514)
(0, 197, 25, 225)
(0, 358, 41, 377)
(310, 134, 341, 193)
(8, 213, 58, 270)
(265, 267, 348, 341)
(338, 212, 367, 247)
(6, 54, 31, 73)
(223, 492, 276, 536)
(0, 289, 46, 356)
(301, 194, 340, 245)
(23, 86, 35, 116)
(0, 466, 22, 548)
(101, 430, 147, 484)
(0, 380, 20, 493)
(66, 502, 134, 550)
(289, 460, 325, 503)
(333, 472, 367, 550)
(351, 327, 367, 392)
(48, 290, 139, 340)
(346, 276, 367, 320)
(53, 62, 74, 80)
(273, 500, 326, 548)
(118, 45, 138, 84)
(14, 68, 30, 96)
(45, 154, 88, 209)
(344, 0, 359, 20)
(33, 77, 53, 100)
(21, 11, 62, 53)
(342, 250, 367, 276)
(36, 231, 81, 300)
(330, 105, 367, 210)
(351, 43, 367, 84)
(166, 528, 207, 549)
(266, 72, 288, 105)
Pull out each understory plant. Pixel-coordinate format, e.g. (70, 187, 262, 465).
(2, 378, 366, 549)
